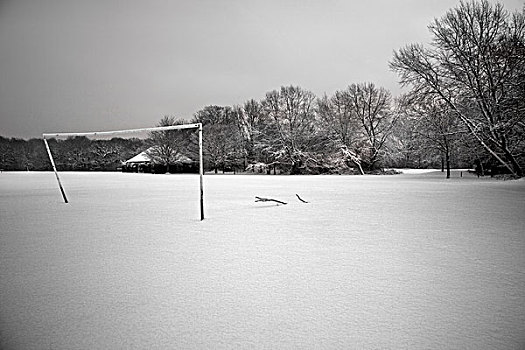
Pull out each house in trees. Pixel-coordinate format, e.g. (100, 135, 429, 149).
(122, 147, 197, 174)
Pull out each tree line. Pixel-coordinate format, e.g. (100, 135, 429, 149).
(0, 82, 472, 175)
(0, 136, 146, 171)
(1, 1, 523, 177)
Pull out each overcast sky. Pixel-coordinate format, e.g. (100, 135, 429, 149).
(0, 0, 522, 139)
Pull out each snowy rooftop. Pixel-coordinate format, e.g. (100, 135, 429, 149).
(125, 146, 192, 164)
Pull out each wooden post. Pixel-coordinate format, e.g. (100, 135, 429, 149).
(198, 123, 204, 220)
(43, 138, 69, 203)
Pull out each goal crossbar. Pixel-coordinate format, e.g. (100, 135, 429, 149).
(42, 123, 201, 139)
(42, 123, 205, 220)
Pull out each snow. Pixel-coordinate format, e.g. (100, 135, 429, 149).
(1, 171, 524, 349)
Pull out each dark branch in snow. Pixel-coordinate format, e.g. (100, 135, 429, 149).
(296, 194, 309, 203)
(255, 196, 287, 205)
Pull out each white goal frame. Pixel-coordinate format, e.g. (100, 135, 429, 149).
(42, 123, 205, 220)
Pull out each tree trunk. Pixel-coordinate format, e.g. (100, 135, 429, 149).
(290, 160, 301, 175)
(355, 161, 365, 175)
(368, 148, 379, 171)
(501, 136, 523, 177)
(444, 137, 450, 179)
(445, 151, 450, 179)
(457, 113, 518, 177)
(341, 146, 364, 175)
(506, 154, 523, 177)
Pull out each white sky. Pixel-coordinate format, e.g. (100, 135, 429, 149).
(0, 0, 523, 138)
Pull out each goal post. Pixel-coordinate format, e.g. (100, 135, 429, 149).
(42, 123, 205, 220)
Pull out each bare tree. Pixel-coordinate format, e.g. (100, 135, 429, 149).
(234, 99, 267, 169)
(347, 83, 395, 171)
(61, 136, 92, 170)
(194, 105, 242, 173)
(400, 94, 464, 178)
(261, 86, 320, 174)
(317, 91, 364, 174)
(391, 0, 525, 177)
(389, 102, 422, 169)
(148, 116, 188, 173)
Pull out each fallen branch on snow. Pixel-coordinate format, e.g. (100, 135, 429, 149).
(295, 194, 309, 203)
(255, 196, 287, 205)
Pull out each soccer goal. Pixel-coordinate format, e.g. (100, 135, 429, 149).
(42, 123, 205, 220)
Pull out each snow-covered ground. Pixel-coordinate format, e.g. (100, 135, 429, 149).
(1, 171, 524, 349)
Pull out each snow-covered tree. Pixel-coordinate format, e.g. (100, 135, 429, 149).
(391, 0, 525, 177)
(194, 105, 243, 173)
(261, 86, 322, 174)
(317, 91, 364, 174)
(147, 116, 189, 173)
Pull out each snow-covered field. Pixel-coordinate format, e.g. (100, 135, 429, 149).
(1, 171, 524, 349)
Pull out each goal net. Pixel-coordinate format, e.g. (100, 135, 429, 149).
(42, 123, 204, 220)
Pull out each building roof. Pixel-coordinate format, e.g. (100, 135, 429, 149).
(124, 147, 192, 164)
(125, 151, 151, 163)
